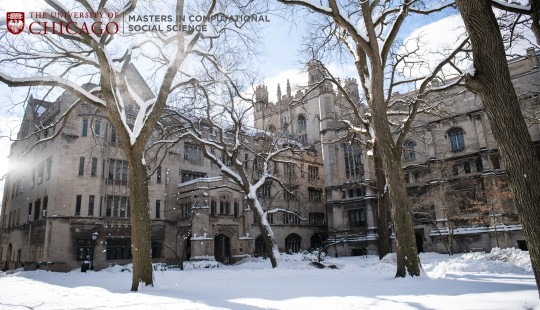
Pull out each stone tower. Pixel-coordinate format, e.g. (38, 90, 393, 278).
(344, 78, 359, 103)
(308, 60, 324, 84)
(255, 85, 268, 106)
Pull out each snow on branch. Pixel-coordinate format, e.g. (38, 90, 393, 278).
(0, 74, 106, 107)
(394, 38, 470, 152)
(490, 0, 532, 14)
(266, 208, 307, 221)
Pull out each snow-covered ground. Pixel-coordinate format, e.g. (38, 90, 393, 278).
(0, 248, 539, 310)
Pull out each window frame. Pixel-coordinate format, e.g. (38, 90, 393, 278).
(88, 195, 95, 216)
(403, 140, 416, 160)
(348, 208, 366, 228)
(343, 143, 363, 179)
(82, 118, 88, 137)
(75, 195, 82, 215)
(76, 239, 92, 261)
(285, 233, 302, 253)
(106, 238, 132, 260)
(78, 157, 85, 176)
(449, 128, 465, 150)
(91, 157, 98, 176)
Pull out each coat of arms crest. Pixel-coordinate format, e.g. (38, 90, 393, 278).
(7, 12, 25, 35)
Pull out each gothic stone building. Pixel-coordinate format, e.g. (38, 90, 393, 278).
(0, 65, 326, 271)
(255, 53, 539, 257)
(1, 50, 539, 271)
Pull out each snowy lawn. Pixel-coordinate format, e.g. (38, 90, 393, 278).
(0, 249, 539, 310)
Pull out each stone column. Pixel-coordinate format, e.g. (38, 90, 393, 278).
(365, 200, 375, 234)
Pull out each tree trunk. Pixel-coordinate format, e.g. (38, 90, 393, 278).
(444, 208, 454, 255)
(531, 0, 540, 46)
(370, 65, 421, 277)
(127, 153, 153, 291)
(457, 0, 540, 295)
(374, 142, 391, 259)
(248, 197, 283, 268)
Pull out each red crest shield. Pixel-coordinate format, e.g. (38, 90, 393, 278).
(7, 12, 25, 35)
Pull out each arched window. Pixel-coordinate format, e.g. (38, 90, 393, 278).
(403, 140, 416, 160)
(234, 201, 239, 217)
(268, 125, 276, 133)
(449, 128, 465, 150)
(220, 195, 230, 214)
(255, 235, 267, 257)
(298, 115, 307, 131)
(285, 233, 302, 253)
(311, 233, 326, 250)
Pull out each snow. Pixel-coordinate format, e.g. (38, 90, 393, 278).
(465, 63, 476, 77)
(491, 0, 531, 11)
(0, 249, 538, 310)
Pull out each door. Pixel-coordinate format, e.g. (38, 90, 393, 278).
(185, 235, 191, 261)
(214, 234, 230, 264)
(415, 230, 424, 253)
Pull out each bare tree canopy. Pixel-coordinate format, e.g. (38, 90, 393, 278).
(275, 0, 466, 278)
(0, 0, 265, 290)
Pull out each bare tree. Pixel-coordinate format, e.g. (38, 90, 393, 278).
(456, 0, 540, 295)
(276, 0, 460, 278)
(157, 83, 315, 267)
(462, 176, 514, 249)
(411, 160, 468, 255)
(0, 0, 263, 290)
(490, 0, 540, 46)
(282, 32, 467, 276)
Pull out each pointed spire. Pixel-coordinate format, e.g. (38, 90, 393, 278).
(286, 79, 291, 98)
(277, 83, 282, 103)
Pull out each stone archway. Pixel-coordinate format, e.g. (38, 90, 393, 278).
(214, 234, 230, 264)
(254, 235, 267, 257)
(415, 229, 424, 253)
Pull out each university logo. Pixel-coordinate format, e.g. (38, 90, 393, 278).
(7, 12, 25, 35)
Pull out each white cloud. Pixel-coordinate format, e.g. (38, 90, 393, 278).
(399, 14, 467, 80)
(400, 12, 538, 82)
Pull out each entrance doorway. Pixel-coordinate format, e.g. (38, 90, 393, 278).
(185, 235, 191, 261)
(415, 230, 424, 253)
(6, 244, 12, 270)
(214, 234, 230, 263)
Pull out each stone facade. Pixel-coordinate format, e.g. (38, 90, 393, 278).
(1, 50, 539, 271)
(0, 65, 326, 271)
(255, 52, 539, 257)
(396, 50, 540, 255)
